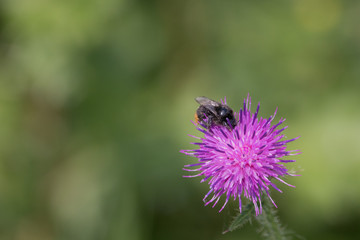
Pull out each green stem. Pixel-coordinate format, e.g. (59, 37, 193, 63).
(256, 197, 289, 240)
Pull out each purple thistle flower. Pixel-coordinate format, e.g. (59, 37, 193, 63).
(181, 95, 301, 215)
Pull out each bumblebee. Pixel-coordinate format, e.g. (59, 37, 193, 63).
(194, 96, 237, 129)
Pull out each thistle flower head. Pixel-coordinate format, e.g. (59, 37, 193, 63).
(181, 95, 300, 215)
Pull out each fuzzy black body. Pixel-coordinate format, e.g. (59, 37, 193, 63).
(195, 96, 237, 129)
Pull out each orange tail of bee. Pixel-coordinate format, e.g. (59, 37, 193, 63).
(194, 113, 199, 124)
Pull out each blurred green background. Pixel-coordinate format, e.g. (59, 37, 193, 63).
(0, 0, 360, 239)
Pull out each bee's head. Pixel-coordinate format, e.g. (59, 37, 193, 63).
(218, 107, 236, 129)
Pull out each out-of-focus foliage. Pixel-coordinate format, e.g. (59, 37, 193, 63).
(0, 0, 359, 240)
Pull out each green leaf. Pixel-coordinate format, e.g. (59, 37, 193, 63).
(223, 202, 254, 234)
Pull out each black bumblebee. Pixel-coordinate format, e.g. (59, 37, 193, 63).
(194, 96, 237, 129)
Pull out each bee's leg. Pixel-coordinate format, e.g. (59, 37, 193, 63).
(205, 115, 214, 129)
(205, 121, 211, 129)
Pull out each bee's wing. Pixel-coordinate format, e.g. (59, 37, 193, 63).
(195, 96, 220, 115)
(195, 96, 220, 107)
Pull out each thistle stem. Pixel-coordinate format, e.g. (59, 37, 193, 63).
(255, 197, 289, 240)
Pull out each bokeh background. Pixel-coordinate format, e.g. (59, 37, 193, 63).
(0, 0, 360, 239)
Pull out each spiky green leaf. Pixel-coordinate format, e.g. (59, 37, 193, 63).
(223, 202, 254, 234)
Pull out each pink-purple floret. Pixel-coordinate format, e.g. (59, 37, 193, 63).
(181, 95, 301, 215)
